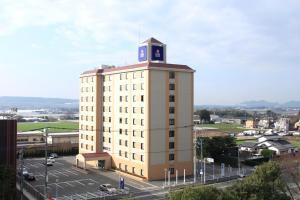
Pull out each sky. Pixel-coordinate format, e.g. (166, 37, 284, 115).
(0, 0, 299, 105)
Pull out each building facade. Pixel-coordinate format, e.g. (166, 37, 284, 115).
(76, 38, 194, 180)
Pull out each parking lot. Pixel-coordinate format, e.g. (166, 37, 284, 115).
(18, 156, 162, 199)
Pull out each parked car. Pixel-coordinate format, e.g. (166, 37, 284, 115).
(99, 184, 117, 193)
(49, 153, 58, 158)
(42, 161, 53, 166)
(47, 157, 55, 163)
(18, 168, 28, 176)
(24, 173, 36, 181)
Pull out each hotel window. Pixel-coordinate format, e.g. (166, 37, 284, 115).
(86, 106, 88, 111)
(133, 84, 136, 90)
(103, 106, 105, 112)
(91, 86, 94, 92)
(81, 97, 83, 102)
(125, 140, 128, 147)
(119, 107, 122, 113)
(133, 95, 136, 102)
(169, 84, 175, 90)
(125, 84, 128, 91)
(169, 168, 175, 175)
(169, 130, 175, 137)
(86, 144, 88, 149)
(81, 106, 83, 111)
(133, 130, 136, 136)
(109, 75, 111, 81)
(86, 87, 88, 92)
(91, 145, 94, 151)
(141, 107, 144, 114)
(132, 153, 136, 160)
(141, 155, 144, 162)
(119, 139, 122, 145)
(86, 77, 88, 83)
(103, 116, 105, 122)
(91, 116, 94, 121)
(86, 135, 88, 140)
(120, 96, 122, 102)
(85, 125, 88, 130)
(120, 73, 122, 80)
(86, 96, 88, 102)
(132, 167, 135, 174)
(133, 107, 136, 113)
(109, 127, 111, 133)
(91, 76, 93, 82)
(91, 136, 94, 141)
(119, 129, 122, 134)
(81, 134, 83, 139)
(81, 143, 83, 148)
(141, 95, 144, 102)
(103, 126, 105, 132)
(81, 115, 83, 120)
(169, 153, 175, 161)
(125, 107, 128, 113)
(119, 163, 121, 169)
(120, 85, 122, 91)
(125, 118, 128, 124)
(141, 83, 144, 90)
(169, 142, 175, 149)
(169, 119, 175, 125)
(141, 143, 144, 150)
(125, 152, 128, 158)
(103, 96, 105, 102)
(109, 86, 111, 91)
(109, 106, 111, 112)
(91, 126, 94, 131)
(91, 96, 94, 102)
(119, 118, 122, 124)
(81, 125, 83, 130)
(103, 137, 105, 142)
(141, 131, 144, 138)
(133, 142, 136, 148)
(141, 71, 144, 78)
(133, 119, 136, 125)
(125, 129, 128, 135)
(91, 106, 94, 112)
(109, 117, 111, 123)
(169, 95, 175, 102)
(119, 150, 122, 156)
(169, 107, 175, 114)
(169, 72, 175, 79)
(133, 72, 136, 79)
(141, 169, 144, 176)
(125, 96, 128, 102)
(86, 116, 88, 121)
(103, 86, 105, 91)
(109, 96, 111, 102)
(109, 137, 111, 143)
(141, 119, 144, 126)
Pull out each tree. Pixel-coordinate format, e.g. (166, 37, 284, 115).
(198, 109, 211, 123)
(261, 149, 274, 159)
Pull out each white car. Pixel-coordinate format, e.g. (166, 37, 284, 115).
(99, 184, 117, 193)
(48, 157, 55, 163)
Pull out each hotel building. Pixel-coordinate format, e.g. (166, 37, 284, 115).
(76, 38, 195, 180)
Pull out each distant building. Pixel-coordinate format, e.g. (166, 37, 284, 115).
(0, 120, 17, 198)
(76, 38, 195, 180)
(221, 118, 242, 124)
(258, 119, 270, 129)
(274, 118, 289, 132)
(294, 119, 300, 131)
(193, 115, 200, 124)
(245, 119, 257, 129)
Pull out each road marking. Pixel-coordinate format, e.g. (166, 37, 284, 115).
(55, 162, 64, 166)
(55, 183, 64, 189)
(52, 170, 69, 177)
(64, 169, 78, 175)
(48, 172, 59, 178)
(76, 181, 85, 186)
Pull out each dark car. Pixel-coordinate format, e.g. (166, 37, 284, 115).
(24, 173, 36, 181)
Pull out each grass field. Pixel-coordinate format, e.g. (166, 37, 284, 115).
(199, 123, 249, 133)
(287, 140, 300, 148)
(18, 121, 79, 133)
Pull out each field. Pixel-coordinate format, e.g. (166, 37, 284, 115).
(199, 123, 249, 133)
(18, 121, 79, 133)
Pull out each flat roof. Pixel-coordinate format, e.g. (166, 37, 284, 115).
(81, 62, 195, 76)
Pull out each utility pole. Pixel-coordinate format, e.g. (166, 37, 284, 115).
(193, 130, 197, 183)
(44, 128, 48, 199)
(238, 147, 241, 176)
(19, 147, 24, 200)
(200, 138, 203, 183)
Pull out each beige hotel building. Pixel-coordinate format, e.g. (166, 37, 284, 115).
(76, 38, 195, 180)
